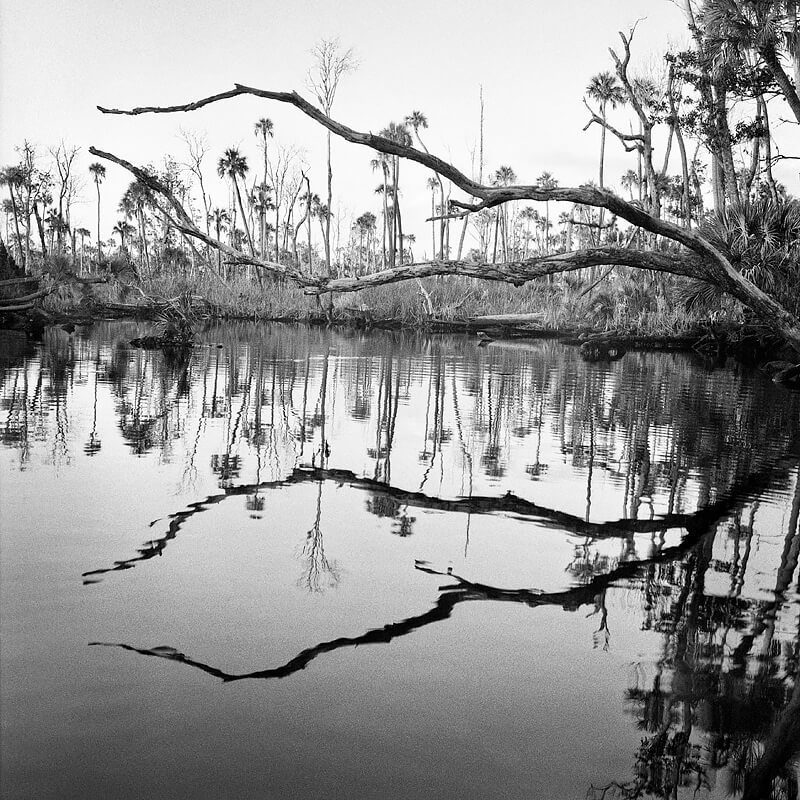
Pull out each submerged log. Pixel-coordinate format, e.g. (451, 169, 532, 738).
(129, 333, 194, 350)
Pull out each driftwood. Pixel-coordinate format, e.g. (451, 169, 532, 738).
(92, 84, 800, 352)
(469, 312, 545, 325)
(0, 271, 109, 315)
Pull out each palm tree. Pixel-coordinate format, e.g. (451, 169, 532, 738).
(89, 162, 106, 262)
(120, 180, 153, 276)
(371, 155, 391, 267)
(406, 110, 447, 257)
(586, 72, 626, 190)
(380, 122, 413, 265)
(0, 166, 26, 270)
(519, 206, 537, 258)
(404, 232, 416, 262)
(252, 126, 274, 258)
(251, 181, 272, 258)
(112, 219, 135, 252)
(44, 208, 59, 253)
(535, 172, 559, 254)
(491, 165, 516, 262)
(359, 211, 376, 270)
(254, 118, 274, 187)
(75, 227, 90, 274)
(426, 176, 439, 258)
(586, 72, 625, 244)
(702, 0, 800, 125)
(208, 207, 229, 274)
(621, 169, 639, 201)
(217, 148, 255, 256)
(310, 196, 330, 264)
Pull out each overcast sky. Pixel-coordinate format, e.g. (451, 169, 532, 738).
(1, 0, 798, 257)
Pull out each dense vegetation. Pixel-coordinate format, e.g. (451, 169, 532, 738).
(1, 0, 799, 350)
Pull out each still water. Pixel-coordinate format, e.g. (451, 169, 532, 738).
(1, 322, 799, 800)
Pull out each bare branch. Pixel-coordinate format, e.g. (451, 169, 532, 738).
(582, 98, 643, 152)
(306, 248, 710, 296)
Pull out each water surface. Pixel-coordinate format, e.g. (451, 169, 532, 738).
(1, 322, 799, 799)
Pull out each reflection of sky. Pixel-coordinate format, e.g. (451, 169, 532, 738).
(1, 324, 799, 799)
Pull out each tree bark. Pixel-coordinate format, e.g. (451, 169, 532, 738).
(760, 44, 800, 125)
(759, 95, 779, 204)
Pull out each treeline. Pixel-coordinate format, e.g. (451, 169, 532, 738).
(1, 5, 799, 325)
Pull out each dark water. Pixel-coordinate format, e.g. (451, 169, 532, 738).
(1, 322, 799, 800)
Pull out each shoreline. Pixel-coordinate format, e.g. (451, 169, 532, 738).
(1, 301, 791, 368)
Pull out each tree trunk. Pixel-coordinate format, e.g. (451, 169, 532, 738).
(711, 154, 725, 213)
(33, 202, 47, 259)
(232, 177, 255, 256)
(714, 87, 741, 208)
(456, 213, 469, 261)
(760, 44, 800, 125)
(305, 175, 313, 274)
(598, 106, 607, 243)
(95, 181, 102, 261)
(430, 190, 436, 258)
(668, 66, 692, 228)
(759, 94, 779, 204)
(325, 130, 332, 276)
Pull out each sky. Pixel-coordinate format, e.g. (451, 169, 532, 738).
(1, 0, 798, 258)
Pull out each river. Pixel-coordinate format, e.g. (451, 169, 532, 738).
(1, 322, 799, 799)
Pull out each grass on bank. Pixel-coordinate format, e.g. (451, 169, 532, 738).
(41, 258, 743, 338)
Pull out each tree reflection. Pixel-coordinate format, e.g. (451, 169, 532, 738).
(297, 482, 340, 592)
(3, 323, 800, 797)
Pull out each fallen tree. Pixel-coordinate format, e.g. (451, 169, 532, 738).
(92, 82, 800, 352)
(0, 269, 108, 314)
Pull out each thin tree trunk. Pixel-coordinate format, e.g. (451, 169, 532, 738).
(7, 189, 25, 270)
(232, 177, 256, 256)
(215, 220, 222, 275)
(396, 165, 405, 265)
(598, 105, 607, 242)
(759, 94, 779, 204)
(714, 88, 741, 208)
(456, 213, 468, 260)
(325, 130, 332, 276)
(760, 44, 800, 125)
(381, 183, 388, 269)
(139, 209, 151, 278)
(305, 175, 313, 274)
(275, 201, 280, 263)
(712, 154, 725, 213)
(430, 190, 436, 258)
(33, 202, 47, 258)
(95, 181, 102, 261)
(668, 66, 692, 228)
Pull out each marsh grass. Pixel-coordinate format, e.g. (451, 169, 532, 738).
(41, 262, 741, 337)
